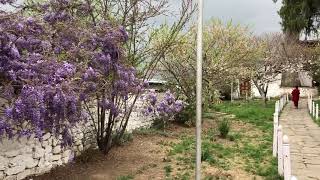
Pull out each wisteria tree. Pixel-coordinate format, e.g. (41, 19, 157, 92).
(0, 0, 194, 154)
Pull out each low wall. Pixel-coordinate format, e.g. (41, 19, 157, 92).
(279, 87, 318, 98)
(0, 95, 153, 180)
(0, 129, 88, 180)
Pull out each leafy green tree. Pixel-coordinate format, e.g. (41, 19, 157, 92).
(151, 20, 257, 122)
(275, 0, 320, 38)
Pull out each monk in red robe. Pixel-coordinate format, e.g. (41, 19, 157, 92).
(291, 86, 300, 109)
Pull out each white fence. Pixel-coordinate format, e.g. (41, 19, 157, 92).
(307, 92, 319, 120)
(272, 94, 297, 180)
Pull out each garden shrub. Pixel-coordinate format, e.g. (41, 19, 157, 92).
(174, 102, 196, 125)
(142, 90, 185, 129)
(218, 119, 230, 138)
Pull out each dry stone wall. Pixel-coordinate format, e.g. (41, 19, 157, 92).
(0, 94, 154, 180)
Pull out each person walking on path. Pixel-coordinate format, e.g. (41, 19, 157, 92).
(291, 86, 300, 109)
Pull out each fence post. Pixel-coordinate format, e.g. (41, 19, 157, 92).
(308, 94, 310, 112)
(273, 113, 279, 157)
(310, 96, 313, 114)
(283, 135, 291, 180)
(278, 125, 283, 175)
(317, 104, 319, 120)
(310, 98, 312, 114)
(286, 93, 289, 103)
(313, 101, 316, 117)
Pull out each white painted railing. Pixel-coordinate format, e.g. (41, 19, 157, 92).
(273, 94, 296, 180)
(307, 91, 319, 120)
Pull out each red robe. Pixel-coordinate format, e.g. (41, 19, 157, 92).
(291, 88, 300, 107)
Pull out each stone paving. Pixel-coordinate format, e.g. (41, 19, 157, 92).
(280, 99, 320, 180)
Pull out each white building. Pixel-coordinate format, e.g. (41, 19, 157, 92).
(234, 71, 318, 99)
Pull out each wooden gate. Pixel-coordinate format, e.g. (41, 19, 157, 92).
(240, 80, 251, 97)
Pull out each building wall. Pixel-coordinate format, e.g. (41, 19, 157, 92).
(251, 73, 318, 98)
(0, 94, 154, 180)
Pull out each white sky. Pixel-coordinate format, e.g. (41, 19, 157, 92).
(166, 0, 283, 35)
(1, 0, 283, 35)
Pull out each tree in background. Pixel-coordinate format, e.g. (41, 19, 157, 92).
(152, 20, 257, 123)
(274, 0, 320, 38)
(306, 42, 320, 91)
(251, 33, 308, 103)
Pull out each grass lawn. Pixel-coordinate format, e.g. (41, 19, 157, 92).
(209, 100, 281, 179)
(30, 100, 281, 180)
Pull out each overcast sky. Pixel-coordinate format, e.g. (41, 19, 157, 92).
(167, 0, 283, 35)
(1, 0, 283, 35)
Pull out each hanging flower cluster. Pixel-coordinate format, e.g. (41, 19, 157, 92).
(0, 0, 140, 146)
(142, 90, 185, 121)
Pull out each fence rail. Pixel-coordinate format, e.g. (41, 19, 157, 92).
(273, 94, 297, 180)
(307, 92, 319, 120)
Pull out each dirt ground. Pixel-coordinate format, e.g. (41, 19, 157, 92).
(28, 134, 170, 180)
(28, 119, 263, 180)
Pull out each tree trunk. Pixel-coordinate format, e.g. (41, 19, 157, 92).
(253, 80, 268, 106)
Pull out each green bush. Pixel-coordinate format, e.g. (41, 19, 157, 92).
(116, 175, 134, 180)
(164, 165, 172, 177)
(218, 119, 230, 138)
(201, 147, 216, 164)
(114, 132, 133, 146)
(174, 103, 196, 125)
(152, 118, 166, 130)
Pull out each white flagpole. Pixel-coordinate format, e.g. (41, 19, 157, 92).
(196, 0, 203, 179)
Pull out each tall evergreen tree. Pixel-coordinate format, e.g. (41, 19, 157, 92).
(275, 0, 320, 38)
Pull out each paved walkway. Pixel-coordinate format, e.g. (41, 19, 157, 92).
(280, 99, 320, 180)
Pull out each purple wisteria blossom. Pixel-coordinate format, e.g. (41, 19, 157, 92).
(0, 0, 141, 150)
(142, 90, 185, 124)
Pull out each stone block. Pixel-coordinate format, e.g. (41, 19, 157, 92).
(52, 145, 61, 154)
(17, 169, 32, 180)
(77, 132, 84, 139)
(62, 150, 72, 158)
(3, 175, 17, 180)
(20, 146, 32, 154)
(5, 165, 25, 176)
(44, 145, 52, 154)
(26, 138, 36, 146)
(37, 157, 52, 173)
(32, 147, 45, 159)
(0, 171, 4, 179)
(0, 156, 9, 170)
(52, 160, 63, 167)
(74, 140, 82, 146)
(47, 136, 53, 145)
(41, 140, 49, 148)
(42, 133, 51, 141)
(8, 155, 36, 169)
(24, 157, 38, 169)
(51, 154, 61, 161)
(52, 138, 60, 147)
(34, 163, 52, 174)
(44, 153, 53, 162)
(61, 157, 69, 164)
(9, 155, 26, 167)
(4, 150, 20, 158)
(77, 145, 84, 152)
